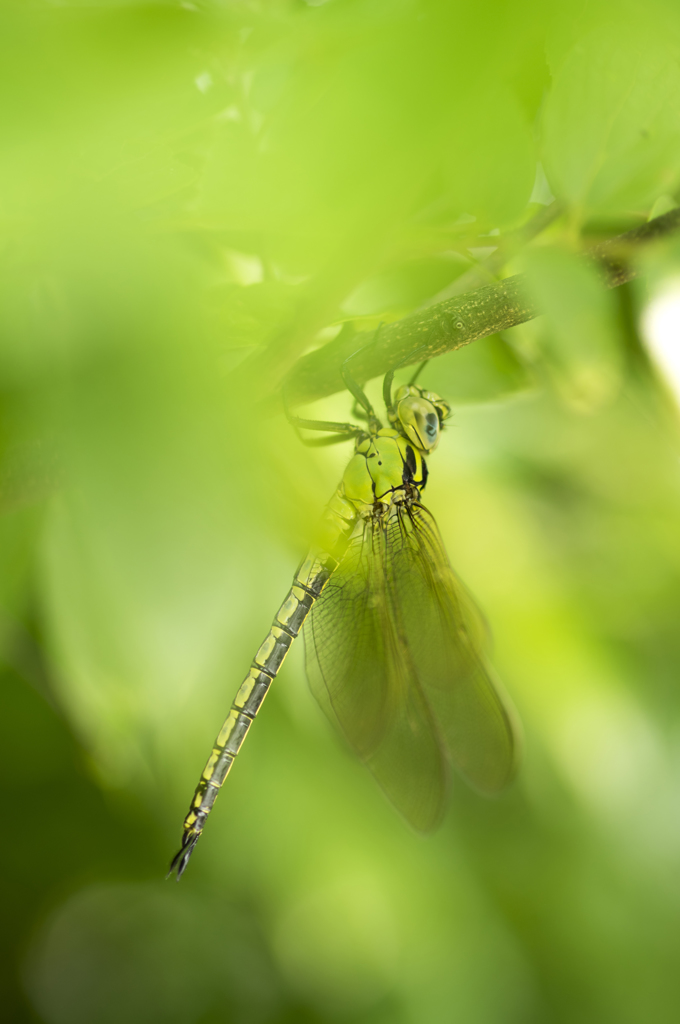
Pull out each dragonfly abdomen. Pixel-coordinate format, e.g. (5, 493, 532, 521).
(170, 491, 357, 878)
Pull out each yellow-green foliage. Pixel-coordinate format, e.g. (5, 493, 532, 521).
(3, 2, 680, 1022)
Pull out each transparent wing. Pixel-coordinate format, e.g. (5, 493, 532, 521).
(304, 519, 448, 832)
(386, 502, 518, 793)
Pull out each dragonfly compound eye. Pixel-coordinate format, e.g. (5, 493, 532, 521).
(397, 396, 441, 452)
(421, 391, 451, 424)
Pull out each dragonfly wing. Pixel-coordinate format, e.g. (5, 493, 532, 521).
(386, 502, 518, 794)
(304, 521, 447, 832)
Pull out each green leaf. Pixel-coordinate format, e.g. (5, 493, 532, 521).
(441, 85, 536, 227)
(341, 256, 470, 318)
(520, 246, 622, 411)
(542, 27, 680, 218)
(406, 335, 534, 405)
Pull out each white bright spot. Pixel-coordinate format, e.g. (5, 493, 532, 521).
(194, 71, 213, 94)
(224, 250, 264, 286)
(217, 105, 241, 123)
(467, 246, 498, 260)
(272, 264, 310, 286)
(250, 111, 265, 135)
(640, 279, 680, 405)
(530, 162, 556, 206)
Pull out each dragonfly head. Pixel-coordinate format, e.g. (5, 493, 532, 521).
(394, 385, 451, 452)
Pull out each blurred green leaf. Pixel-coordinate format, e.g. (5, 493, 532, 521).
(520, 246, 622, 411)
(4, 3, 680, 1023)
(441, 84, 536, 227)
(419, 335, 534, 405)
(25, 883, 281, 1024)
(342, 255, 469, 317)
(542, 27, 680, 218)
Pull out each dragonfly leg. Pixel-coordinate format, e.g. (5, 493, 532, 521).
(382, 344, 430, 414)
(296, 432, 364, 448)
(287, 414, 362, 435)
(342, 328, 384, 432)
(285, 413, 362, 447)
(282, 384, 363, 446)
(409, 358, 430, 386)
(382, 366, 396, 415)
(351, 398, 371, 422)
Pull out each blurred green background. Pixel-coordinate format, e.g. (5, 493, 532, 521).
(3, 1, 680, 1021)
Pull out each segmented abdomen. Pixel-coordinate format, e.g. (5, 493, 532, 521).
(170, 488, 357, 877)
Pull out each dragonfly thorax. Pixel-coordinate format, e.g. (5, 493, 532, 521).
(341, 428, 426, 514)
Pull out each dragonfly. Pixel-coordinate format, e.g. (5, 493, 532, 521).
(169, 354, 519, 878)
